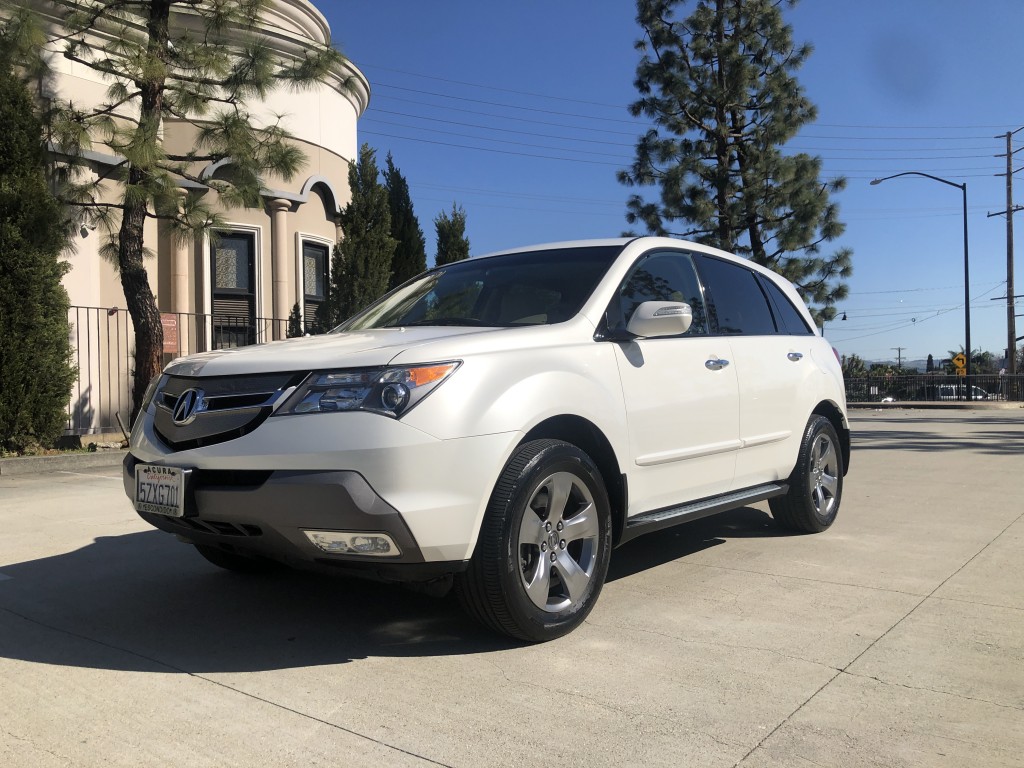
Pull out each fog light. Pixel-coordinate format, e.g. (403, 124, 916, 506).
(303, 530, 400, 557)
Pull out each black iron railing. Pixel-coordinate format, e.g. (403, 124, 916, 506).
(66, 307, 292, 435)
(844, 374, 1024, 403)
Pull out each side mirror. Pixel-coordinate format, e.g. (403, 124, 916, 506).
(626, 301, 693, 339)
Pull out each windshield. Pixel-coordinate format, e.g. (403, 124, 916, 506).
(337, 245, 624, 331)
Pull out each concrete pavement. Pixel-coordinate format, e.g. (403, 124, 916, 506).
(1, 410, 1022, 767)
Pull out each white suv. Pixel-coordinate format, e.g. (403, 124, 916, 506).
(125, 237, 849, 641)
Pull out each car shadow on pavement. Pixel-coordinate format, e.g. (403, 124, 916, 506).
(607, 505, 794, 582)
(0, 530, 517, 673)
(0, 506, 791, 674)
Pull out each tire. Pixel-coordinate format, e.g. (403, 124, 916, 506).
(770, 415, 844, 533)
(455, 439, 612, 642)
(194, 544, 275, 573)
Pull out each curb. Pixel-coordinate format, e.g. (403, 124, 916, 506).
(0, 449, 128, 476)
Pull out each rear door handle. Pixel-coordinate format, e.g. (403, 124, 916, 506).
(705, 358, 730, 371)
(787, 352, 803, 362)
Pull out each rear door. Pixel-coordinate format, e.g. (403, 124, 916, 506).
(610, 250, 740, 515)
(693, 255, 816, 487)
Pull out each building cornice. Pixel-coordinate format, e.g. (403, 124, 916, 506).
(21, 0, 370, 116)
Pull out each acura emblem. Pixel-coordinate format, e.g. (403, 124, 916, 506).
(172, 388, 204, 425)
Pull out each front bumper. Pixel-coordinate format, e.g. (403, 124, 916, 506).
(124, 454, 471, 581)
(125, 409, 521, 568)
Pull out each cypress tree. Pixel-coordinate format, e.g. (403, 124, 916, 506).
(286, 302, 303, 338)
(383, 153, 426, 288)
(620, 0, 851, 321)
(321, 144, 396, 326)
(434, 203, 470, 266)
(0, 66, 75, 453)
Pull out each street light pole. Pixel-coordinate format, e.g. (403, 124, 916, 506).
(871, 172, 971, 400)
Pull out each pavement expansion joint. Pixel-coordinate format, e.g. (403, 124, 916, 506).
(731, 670, 843, 767)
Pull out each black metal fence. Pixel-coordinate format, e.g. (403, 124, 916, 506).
(844, 373, 1024, 403)
(67, 307, 134, 437)
(66, 307, 290, 436)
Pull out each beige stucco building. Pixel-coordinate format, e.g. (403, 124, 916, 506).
(24, 0, 369, 434)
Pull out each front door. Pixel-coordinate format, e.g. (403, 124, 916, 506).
(610, 250, 740, 515)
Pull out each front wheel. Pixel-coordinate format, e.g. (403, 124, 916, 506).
(456, 440, 612, 642)
(770, 415, 844, 533)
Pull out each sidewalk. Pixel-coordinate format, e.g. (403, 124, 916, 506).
(0, 448, 127, 476)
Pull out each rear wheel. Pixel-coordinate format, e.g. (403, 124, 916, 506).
(770, 415, 843, 533)
(456, 440, 612, 642)
(194, 544, 274, 573)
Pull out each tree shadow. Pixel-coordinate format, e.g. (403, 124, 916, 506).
(67, 382, 96, 436)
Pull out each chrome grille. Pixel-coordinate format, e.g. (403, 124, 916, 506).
(153, 372, 306, 451)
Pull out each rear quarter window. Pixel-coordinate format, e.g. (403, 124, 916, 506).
(758, 275, 814, 336)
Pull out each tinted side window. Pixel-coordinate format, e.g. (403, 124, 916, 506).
(616, 250, 708, 335)
(693, 254, 776, 335)
(758, 275, 813, 336)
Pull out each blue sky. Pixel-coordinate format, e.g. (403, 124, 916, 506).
(322, 0, 1024, 364)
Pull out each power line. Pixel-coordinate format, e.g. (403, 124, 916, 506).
(374, 82, 642, 125)
(360, 64, 628, 109)
(368, 111, 1004, 155)
(363, 119, 631, 159)
(360, 63, 1024, 139)
(360, 130, 626, 166)
(370, 94, 643, 137)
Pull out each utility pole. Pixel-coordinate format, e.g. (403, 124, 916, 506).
(891, 346, 905, 368)
(990, 127, 1024, 375)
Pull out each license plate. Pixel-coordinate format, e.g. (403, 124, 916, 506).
(134, 464, 188, 518)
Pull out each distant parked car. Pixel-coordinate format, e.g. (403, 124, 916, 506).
(921, 385, 991, 403)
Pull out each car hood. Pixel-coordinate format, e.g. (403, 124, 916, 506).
(161, 327, 497, 377)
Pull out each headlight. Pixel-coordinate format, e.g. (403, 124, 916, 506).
(276, 362, 460, 418)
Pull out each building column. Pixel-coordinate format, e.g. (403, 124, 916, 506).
(170, 241, 190, 312)
(268, 198, 292, 340)
(169, 189, 191, 355)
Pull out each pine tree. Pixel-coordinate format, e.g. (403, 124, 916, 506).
(383, 152, 426, 289)
(1, 2, 343, 419)
(0, 65, 75, 453)
(434, 203, 470, 266)
(620, 0, 851, 322)
(321, 145, 396, 327)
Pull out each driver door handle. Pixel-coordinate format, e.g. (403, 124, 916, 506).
(705, 358, 730, 371)
(787, 352, 804, 362)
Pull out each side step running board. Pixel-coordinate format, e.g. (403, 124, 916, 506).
(619, 483, 788, 545)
